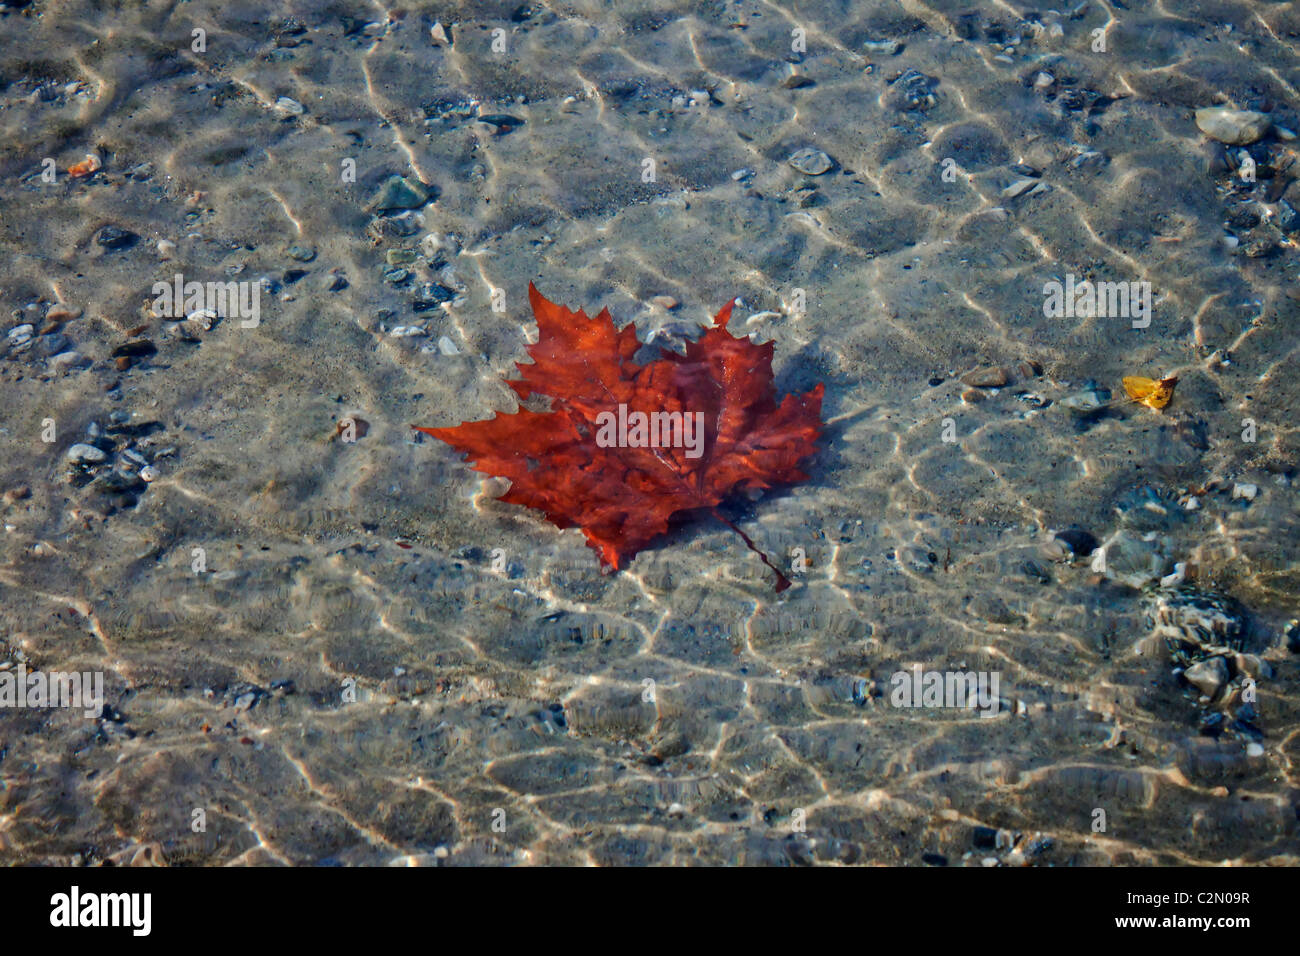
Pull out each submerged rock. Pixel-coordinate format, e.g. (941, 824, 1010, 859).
(788, 147, 833, 175)
(1144, 584, 1250, 668)
(1194, 107, 1271, 145)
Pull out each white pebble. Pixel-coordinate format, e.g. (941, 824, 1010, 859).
(157, 239, 177, 259)
(1232, 482, 1258, 501)
(7, 324, 34, 345)
(1246, 743, 1265, 757)
(66, 443, 107, 464)
(274, 96, 305, 116)
(438, 335, 459, 355)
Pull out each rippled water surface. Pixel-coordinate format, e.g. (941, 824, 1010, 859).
(2, 0, 1299, 865)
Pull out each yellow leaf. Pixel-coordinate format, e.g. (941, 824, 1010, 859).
(1122, 374, 1178, 410)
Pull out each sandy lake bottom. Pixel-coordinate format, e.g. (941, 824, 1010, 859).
(1, 0, 1299, 865)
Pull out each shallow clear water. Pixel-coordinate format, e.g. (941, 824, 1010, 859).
(1, 0, 1298, 865)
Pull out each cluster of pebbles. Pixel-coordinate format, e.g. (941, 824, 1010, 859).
(1043, 524, 1273, 738)
(65, 415, 171, 513)
(1194, 104, 1300, 258)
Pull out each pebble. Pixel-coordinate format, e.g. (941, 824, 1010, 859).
(960, 365, 1009, 388)
(1061, 388, 1109, 412)
(650, 295, 678, 310)
(1052, 528, 1097, 558)
(788, 147, 833, 175)
(7, 324, 34, 346)
(1033, 71, 1055, 90)
(95, 225, 138, 249)
(476, 114, 524, 134)
(46, 305, 81, 323)
(1278, 201, 1299, 234)
(139, 466, 157, 482)
(1183, 656, 1229, 699)
(67, 443, 107, 464)
(50, 351, 87, 370)
(863, 39, 902, 55)
(286, 244, 316, 262)
(1097, 528, 1169, 588)
(1069, 149, 1107, 170)
(1231, 482, 1257, 502)
(1194, 107, 1271, 145)
(156, 239, 177, 259)
(887, 69, 938, 112)
(373, 175, 431, 212)
(274, 96, 305, 116)
(1246, 742, 1265, 758)
(1002, 178, 1038, 199)
(437, 335, 459, 356)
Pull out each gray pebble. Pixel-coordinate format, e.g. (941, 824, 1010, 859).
(67, 443, 107, 464)
(788, 147, 833, 175)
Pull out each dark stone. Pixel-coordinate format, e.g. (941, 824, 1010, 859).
(95, 225, 138, 250)
(1054, 528, 1097, 557)
(972, 825, 998, 849)
(111, 339, 157, 358)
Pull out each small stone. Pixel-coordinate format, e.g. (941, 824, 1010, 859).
(476, 114, 524, 134)
(1246, 742, 1265, 757)
(274, 96, 305, 116)
(1275, 126, 1297, 141)
(788, 147, 833, 176)
(46, 305, 81, 323)
(156, 239, 177, 259)
(1183, 656, 1229, 699)
(437, 335, 459, 356)
(386, 248, 417, 266)
(780, 75, 815, 89)
(960, 388, 984, 404)
(115, 356, 132, 371)
(1233, 653, 1273, 681)
(1278, 201, 1300, 234)
(139, 466, 157, 482)
(286, 244, 316, 262)
(863, 39, 902, 55)
(1069, 150, 1107, 170)
(7, 324, 34, 346)
(67, 443, 107, 464)
(650, 295, 678, 310)
(960, 365, 1010, 388)
(373, 176, 431, 212)
(1033, 71, 1055, 89)
(1061, 388, 1109, 412)
(95, 225, 138, 250)
(1194, 107, 1271, 146)
(1052, 528, 1097, 558)
(430, 21, 451, 45)
(1002, 178, 1038, 199)
(1231, 482, 1257, 502)
(50, 351, 87, 370)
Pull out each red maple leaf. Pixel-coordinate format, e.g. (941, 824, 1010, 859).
(414, 283, 824, 591)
